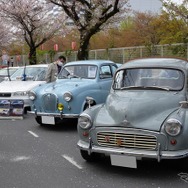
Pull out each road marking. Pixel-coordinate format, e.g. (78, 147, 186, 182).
(28, 131, 39, 138)
(62, 154, 83, 169)
(11, 156, 31, 162)
(178, 173, 188, 183)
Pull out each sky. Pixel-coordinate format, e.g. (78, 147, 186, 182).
(129, 0, 184, 13)
(129, 0, 162, 13)
(172, 0, 183, 3)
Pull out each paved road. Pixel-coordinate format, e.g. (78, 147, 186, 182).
(0, 114, 188, 188)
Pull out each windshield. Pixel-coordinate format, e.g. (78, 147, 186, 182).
(10, 67, 47, 81)
(58, 65, 98, 79)
(0, 68, 18, 76)
(113, 68, 184, 91)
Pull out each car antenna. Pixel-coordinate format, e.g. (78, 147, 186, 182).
(22, 61, 27, 81)
(7, 61, 11, 81)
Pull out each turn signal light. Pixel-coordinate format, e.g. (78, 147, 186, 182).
(170, 139, 177, 145)
(83, 131, 89, 137)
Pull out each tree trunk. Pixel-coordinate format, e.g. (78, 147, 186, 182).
(77, 32, 90, 60)
(29, 47, 37, 65)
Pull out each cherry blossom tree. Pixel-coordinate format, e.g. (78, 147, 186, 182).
(0, 0, 64, 64)
(162, 0, 188, 22)
(47, 0, 129, 60)
(162, 0, 188, 43)
(0, 20, 11, 50)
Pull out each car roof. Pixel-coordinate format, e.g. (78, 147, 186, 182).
(119, 58, 188, 70)
(22, 64, 48, 67)
(65, 60, 116, 66)
(0, 66, 20, 70)
(0, 67, 20, 75)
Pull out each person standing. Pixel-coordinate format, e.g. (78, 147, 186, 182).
(45, 55, 66, 83)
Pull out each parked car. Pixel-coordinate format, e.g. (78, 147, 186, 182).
(28, 60, 119, 125)
(0, 66, 20, 82)
(0, 64, 48, 112)
(77, 57, 188, 168)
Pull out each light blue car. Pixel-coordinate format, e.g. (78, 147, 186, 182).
(28, 60, 119, 125)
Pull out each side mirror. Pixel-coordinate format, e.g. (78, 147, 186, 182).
(86, 96, 94, 108)
(179, 101, 188, 108)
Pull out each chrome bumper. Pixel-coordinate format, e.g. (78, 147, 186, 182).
(28, 110, 79, 119)
(77, 140, 188, 162)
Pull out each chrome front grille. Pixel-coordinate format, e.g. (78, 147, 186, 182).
(97, 132, 157, 150)
(42, 93, 57, 112)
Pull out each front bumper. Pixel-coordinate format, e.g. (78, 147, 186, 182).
(77, 140, 188, 162)
(28, 110, 79, 119)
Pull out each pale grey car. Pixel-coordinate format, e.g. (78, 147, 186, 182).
(77, 57, 188, 168)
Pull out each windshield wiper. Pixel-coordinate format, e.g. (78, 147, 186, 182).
(121, 86, 145, 90)
(121, 85, 169, 91)
(59, 75, 68, 79)
(69, 74, 81, 78)
(144, 86, 170, 91)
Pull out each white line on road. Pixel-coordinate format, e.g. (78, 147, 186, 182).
(28, 131, 39, 138)
(11, 156, 31, 162)
(62, 154, 83, 169)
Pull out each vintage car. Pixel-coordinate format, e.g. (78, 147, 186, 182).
(0, 64, 48, 112)
(77, 57, 188, 168)
(28, 60, 119, 125)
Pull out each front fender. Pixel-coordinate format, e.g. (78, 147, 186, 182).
(80, 104, 104, 122)
(161, 107, 188, 150)
(77, 104, 103, 142)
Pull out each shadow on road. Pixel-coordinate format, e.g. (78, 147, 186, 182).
(83, 155, 188, 181)
(36, 119, 78, 132)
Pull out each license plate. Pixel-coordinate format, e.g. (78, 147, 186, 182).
(41, 116, 55, 125)
(110, 154, 137, 168)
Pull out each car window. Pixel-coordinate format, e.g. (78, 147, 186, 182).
(113, 68, 184, 91)
(0, 68, 18, 76)
(100, 65, 112, 79)
(58, 65, 97, 79)
(111, 65, 118, 75)
(10, 67, 47, 81)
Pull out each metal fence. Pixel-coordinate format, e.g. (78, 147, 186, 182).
(6, 43, 188, 66)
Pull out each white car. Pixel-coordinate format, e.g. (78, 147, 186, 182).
(0, 64, 48, 112)
(0, 67, 20, 82)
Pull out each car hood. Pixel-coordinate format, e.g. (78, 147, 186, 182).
(95, 91, 185, 131)
(0, 81, 45, 92)
(43, 79, 95, 92)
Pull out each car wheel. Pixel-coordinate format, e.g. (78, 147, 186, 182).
(35, 116, 44, 126)
(80, 150, 97, 162)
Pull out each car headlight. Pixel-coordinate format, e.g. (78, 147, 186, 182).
(13, 91, 29, 96)
(57, 103, 64, 111)
(63, 92, 72, 102)
(28, 91, 36, 100)
(165, 118, 182, 136)
(78, 114, 92, 129)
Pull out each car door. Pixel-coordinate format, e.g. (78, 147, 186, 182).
(98, 64, 117, 101)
